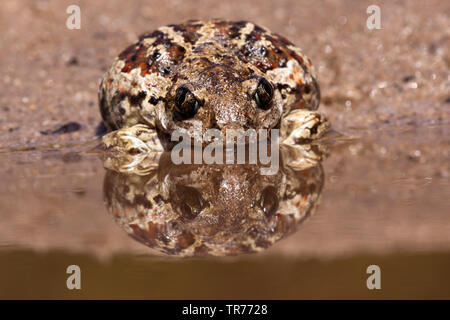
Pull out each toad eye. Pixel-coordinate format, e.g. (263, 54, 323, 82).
(174, 86, 201, 119)
(254, 78, 274, 110)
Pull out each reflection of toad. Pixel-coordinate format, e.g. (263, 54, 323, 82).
(103, 149, 325, 257)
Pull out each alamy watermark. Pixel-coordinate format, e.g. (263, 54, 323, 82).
(366, 5, 381, 30)
(66, 5, 81, 30)
(66, 265, 81, 290)
(170, 128, 279, 175)
(366, 265, 381, 290)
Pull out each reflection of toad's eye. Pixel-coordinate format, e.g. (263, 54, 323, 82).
(176, 185, 205, 220)
(258, 186, 279, 217)
(254, 78, 274, 110)
(174, 86, 201, 119)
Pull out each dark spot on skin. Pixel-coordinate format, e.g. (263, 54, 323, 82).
(253, 25, 265, 34)
(445, 97, 450, 104)
(234, 21, 247, 27)
(139, 62, 150, 76)
(129, 91, 147, 106)
(238, 244, 253, 254)
(255, 238, 272, 249)
(119, 107, 126, 115)
(227, 243, 253, 255)
(213, 20, 228, 27)
(245, 30, 262, 42)
(118, 43, 138, 60)
(176, 230, 195, 249)
(275, 83, 292, 92)
(152, 32, 173, 48)
(138, 30, 165, 41)
(41, 122, 82, 135)
(162, 66, 171, 75)
(153, 195, 165, 204)
(110, 91, 125, 106)
(228, 25, 241, 38)
(120, 43, 150, 75)
(121, 185, 130, 194)
(170, 23, 202, 44)
(182, 32, 200, 44)
(194, 244, 211, 256)
(273, 33, 294, 46)
(134, 194, 153, 209)
(200, 57, 212, 64)
(214, 21, 249, 41)
(129, 223, 157, 246)
(147, 50, 159, 67)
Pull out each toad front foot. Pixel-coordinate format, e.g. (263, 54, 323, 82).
(281, 109, 330, 145)
(280, 109, 330, 170)
(101, 124, 164, 174)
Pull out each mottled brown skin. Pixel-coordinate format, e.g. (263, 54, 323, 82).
(104, 151, 324, 256)
(99, 20, 329, 155)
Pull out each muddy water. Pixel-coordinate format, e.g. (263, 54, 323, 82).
(0, 125, 449, 299)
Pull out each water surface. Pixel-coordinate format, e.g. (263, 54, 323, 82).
(0, 125, 449, 299)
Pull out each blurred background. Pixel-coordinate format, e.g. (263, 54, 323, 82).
(0, 0, 449, 299)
